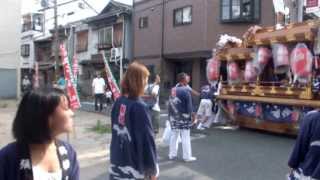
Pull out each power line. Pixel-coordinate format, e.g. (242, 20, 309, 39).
(80, 0, 99, 14)
(38, 0, 79, 11)
(38, 0, 99, 15)
(0, 50, 19, 56)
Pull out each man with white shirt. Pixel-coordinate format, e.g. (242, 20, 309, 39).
(144, 74, 161, 134)
(92, 73, 106, 112)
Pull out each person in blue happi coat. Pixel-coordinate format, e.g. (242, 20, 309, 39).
(109, 62, 159, 180)
(288, 110, 320, 180)
(168, 72, 197, 162)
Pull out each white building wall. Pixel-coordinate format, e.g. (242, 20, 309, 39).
(75, 23, 98, 75)
(0, 0, 21, 98)
(20, 35, 35, 69)
(75, 24, 95, 62)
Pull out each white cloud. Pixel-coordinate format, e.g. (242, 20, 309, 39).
(21, 0, 132, 33)
(22, 0, 132, 15)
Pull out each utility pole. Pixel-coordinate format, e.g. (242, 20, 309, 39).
(54, 0, 59, 80)
(120, 21, 124, 82)
(297, 0, 304, 22)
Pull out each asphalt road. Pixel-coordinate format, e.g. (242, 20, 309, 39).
(156, 128, 295, 180)
(81, 109, 296, 180)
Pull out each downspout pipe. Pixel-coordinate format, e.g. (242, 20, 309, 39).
(161, 0, 165, 60)
(160, 0, 165, 105)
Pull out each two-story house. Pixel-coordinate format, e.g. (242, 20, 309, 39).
(31, 0, 132, 96)
(133, 0, 275, 100)
(20, 13, 45, 91)
(79, 0, 133, 96)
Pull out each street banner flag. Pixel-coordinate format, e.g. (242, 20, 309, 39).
(60, 44, 81, 110)
(72, 55, 79, 84)
(101, 51, 121, 100)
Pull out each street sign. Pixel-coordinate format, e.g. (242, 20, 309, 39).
(307, 0, 318, 7)
(306, 0, 320, 13)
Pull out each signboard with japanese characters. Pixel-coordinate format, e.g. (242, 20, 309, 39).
(306, 0, 320, 13)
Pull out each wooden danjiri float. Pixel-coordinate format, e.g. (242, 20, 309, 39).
(209, 20, 320, 135)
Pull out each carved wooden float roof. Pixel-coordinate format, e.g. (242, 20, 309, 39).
(217, 47, 254, 61)
(245, 20, 320, 46)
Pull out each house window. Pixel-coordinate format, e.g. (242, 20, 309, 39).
(174, 6, 192, 26)
(139, 17, 148, 29)
(221, 0, 260, 23)
(33, 14, 43, 32)
(21, 44, 30, 57)
(113, 23, 123, 47)
(98, 27, 112, 45)
(76, 30, 88, 52)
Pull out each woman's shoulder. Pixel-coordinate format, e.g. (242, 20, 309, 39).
(0, 142, 18, 159)
(56, 140, 77, 155)
(118, 96, 146, 107)
(305, 110, 320, 120)
(302, 110, 320, 126)
(133, 99, 148, 110)
(306, 109, 320, 115)
(113, 97, 147, 114)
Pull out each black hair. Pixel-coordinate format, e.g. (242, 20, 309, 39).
(12, 88, 68, 144)
(177, 72, 187, 83)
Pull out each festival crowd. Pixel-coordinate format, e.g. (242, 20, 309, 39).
(0, 61, 319, 180)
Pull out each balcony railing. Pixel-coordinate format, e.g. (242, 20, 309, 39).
(97, 43, 112, 50)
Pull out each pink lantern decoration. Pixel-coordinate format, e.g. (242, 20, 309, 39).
(206, 58, 220, 82)
(244, 61, 258, 82)
(253, 47, 271, 74)
(227, 62, 240, 83)
(272, 43, 290, 74)
(291, 43, 313, 79)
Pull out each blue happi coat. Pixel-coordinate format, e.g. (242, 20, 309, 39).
(168, 85, 193, 130)
(109, 96, 158, 179)
(288, 110, 320, 179)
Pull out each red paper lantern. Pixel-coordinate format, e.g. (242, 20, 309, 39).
(291, 43, 313, 78)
